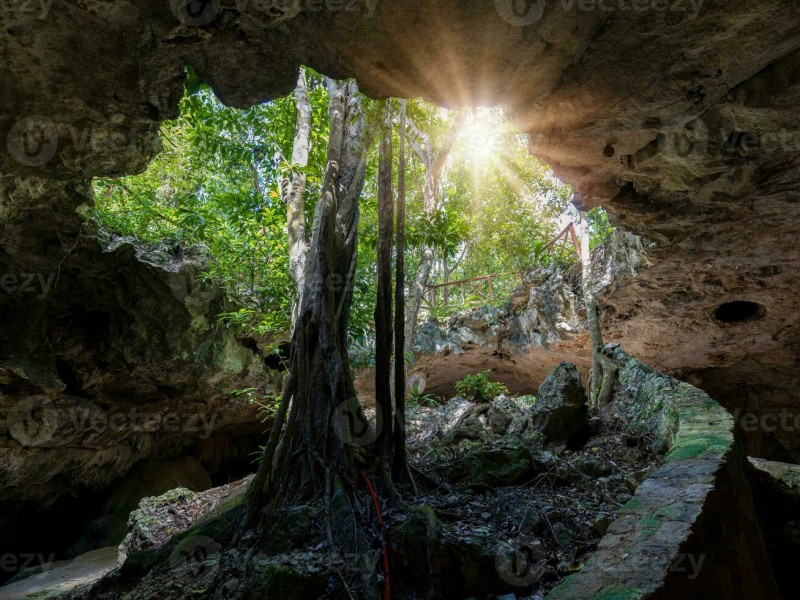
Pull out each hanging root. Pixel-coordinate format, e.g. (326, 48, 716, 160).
(243, 367, 297, 530)
(359, 470, 391, 600)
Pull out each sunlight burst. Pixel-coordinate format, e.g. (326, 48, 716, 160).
(459, 108, 502, 166)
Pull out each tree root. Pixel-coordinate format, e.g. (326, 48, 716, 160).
(595, 352, 619, 406)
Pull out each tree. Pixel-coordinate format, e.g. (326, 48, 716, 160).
(246, 78, 370, 522)
(281, 68, 312, 325)
(403, 111, 465, 351)
(579, 209, 617, 406)
(393, 99, 411, 482)
(374, 99, 394, 460)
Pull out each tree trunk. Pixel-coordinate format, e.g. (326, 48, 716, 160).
(403, 112, 465, 351)
(247, 79, 368, 520)
(443, 251, 450, 306)
(579, 211, 616, 405)
(393, 99, 411, 483)
(404, 244, 435, 348)
(282, 69, 312, 325)
(374, 100, 394, 457)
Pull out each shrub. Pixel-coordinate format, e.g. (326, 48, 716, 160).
(408, 392, 441, 409)
(454, 370, 509, 402)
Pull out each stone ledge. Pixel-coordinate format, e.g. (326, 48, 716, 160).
(547, 347, 776, 599)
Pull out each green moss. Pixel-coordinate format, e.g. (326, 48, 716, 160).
(665, 432, 729, 461)
(654, 505, 685, 521)
(639, 516, 660, 529)
(620, 497, 644, 513)
(139, 487, 195, 511)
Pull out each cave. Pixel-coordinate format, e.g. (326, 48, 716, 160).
(2, 1, 800, 598)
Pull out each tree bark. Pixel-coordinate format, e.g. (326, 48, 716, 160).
(393, 99, 411, 483)
(403, 112, 465, 352)
(374, 100, 394, 457)
(443, 250, 450, 306)
(282, 69, 312, 325)
(404, 244, 435, 349)
(247, 79, 368, 518)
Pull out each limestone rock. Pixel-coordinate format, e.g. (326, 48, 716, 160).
(486, 395, 519, 435)
(408, 230, 650, 400)
(0, 232, 268, 560)
(624, 465, 658, 494)
(118, 476, 250, 566)
(487, 395, 534, 438)
(529, 362, 589, 449)
(442, 395, 536, 443)
(445, 444, 534, 487)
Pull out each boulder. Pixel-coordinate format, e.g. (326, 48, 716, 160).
(442, 398, 489, 442)
(118, 476, 250, 565)
(443, 396, 536, 443)
(486, 395, 520, 435)
(445, 444, 534, 487)
(530, 362, 589, 450)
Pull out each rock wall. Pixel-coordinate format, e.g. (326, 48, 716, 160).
(548, 348, 777, 599)
(0, 186, 269, 576)
(408, 231, 651, 397)
(1, 4, 798, 406)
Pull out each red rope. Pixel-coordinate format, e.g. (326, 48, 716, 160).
(358, 470, 391, 600)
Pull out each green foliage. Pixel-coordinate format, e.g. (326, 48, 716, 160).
(229, 387, 281, 422)
(454, 370, 509, 402)
(92, 69, 331, 339)
(90, 73, 614, 360)
(587, 206, 613, 249)
(400, 105, 613, 318)
(408, 392, 441, 409)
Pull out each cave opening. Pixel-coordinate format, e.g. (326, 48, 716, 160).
(714, 301, 763, 323)
(2, 2, 798, 596)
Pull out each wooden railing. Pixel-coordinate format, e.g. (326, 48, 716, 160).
(423, 271, 524, 309)
(542, 223, 581, 259)
(422, 224, 582, 313)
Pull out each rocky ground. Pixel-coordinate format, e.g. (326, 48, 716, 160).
(5, 362, 661, 600)
(398, 395, 659, 598)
